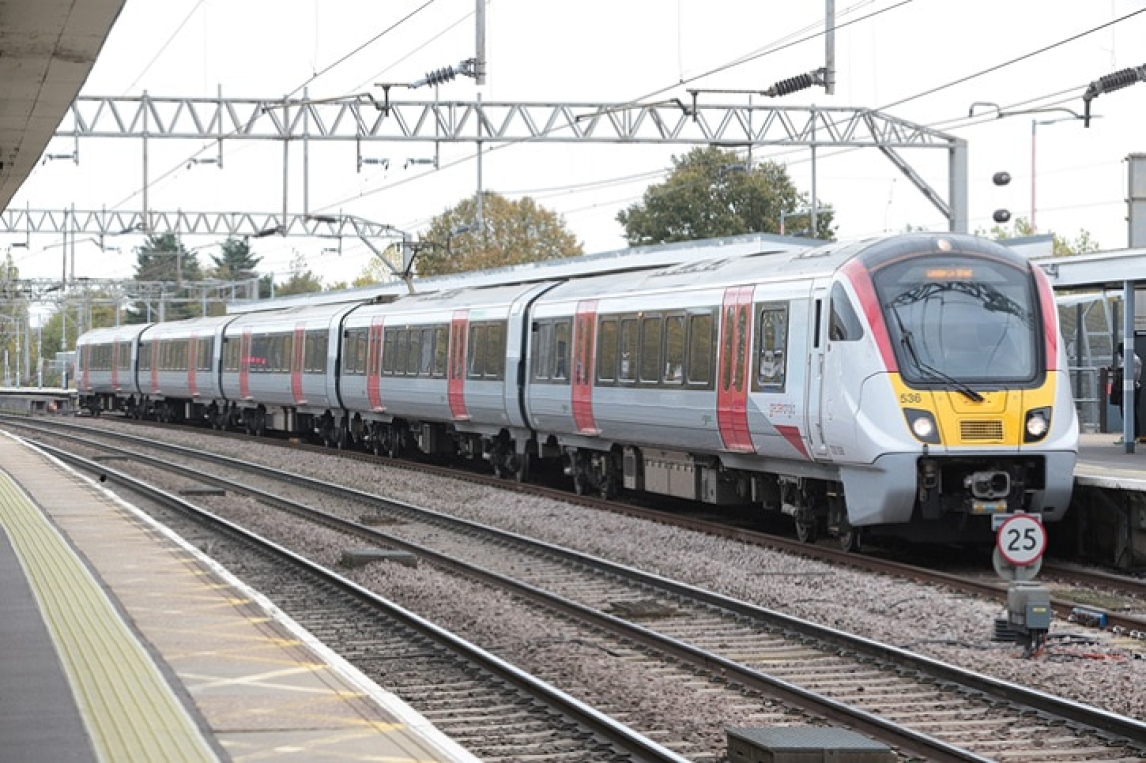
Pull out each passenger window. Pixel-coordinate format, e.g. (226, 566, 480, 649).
(597, 319, 618, 383)
(756, 303, 788, 391)
(640, 317, 662, 383)
(433, 326, 449, 377)
(619, 318, 638, 382)
(468, 324, 486, 378)
(553, 320, 571, 380)
(486, 323, 505, 379)
(689, 312, 714, 385)
(533, 322, 552, 381)
(664, 316, 684, 383)
(382, 330, 396, 375)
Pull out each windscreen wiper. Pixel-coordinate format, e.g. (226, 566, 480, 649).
(886, 303, 985, 403)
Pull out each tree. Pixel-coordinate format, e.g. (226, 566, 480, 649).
(617, 146, 835, 244)
(210, 236, 262, 282)
(275, 252, 324, 296)
(128, 233, 204, 322)
(416, 192, 583, 276)
(980, 216, 1102, 256)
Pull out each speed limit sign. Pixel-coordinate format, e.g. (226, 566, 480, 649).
(996, 514, 1047, 567)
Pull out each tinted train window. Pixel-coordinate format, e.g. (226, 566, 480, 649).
(117, 342, 132, 370)
(640, 317, 662, 383)
(343, 328, 367, 375)
(755, 303, 788, 392)
(597, 319, 618, 382)
(533, 322, 552, 380)
(664, 316, 685, 384)
(829, 282, 864, 341)
(619, 318, 638, 382)
(223, 337, 239, 372)
(433, 326, 449, 377)
(554, 320, 571, 380)
(689, 312, 714, 385)
(382, 330, 396, 375)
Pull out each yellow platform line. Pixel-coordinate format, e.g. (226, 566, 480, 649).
(0, 473, 217, 763)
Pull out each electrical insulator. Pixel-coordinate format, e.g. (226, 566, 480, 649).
(419, 66, 457, 88)
(766, 72, 816, 98)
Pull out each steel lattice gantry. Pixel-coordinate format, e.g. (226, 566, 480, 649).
(42, 94, 968, 232)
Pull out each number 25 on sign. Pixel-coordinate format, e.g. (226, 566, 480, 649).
(996, 514, 1047, 567)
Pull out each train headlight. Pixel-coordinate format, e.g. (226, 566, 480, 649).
(904, 408, 940, 444)
(1024, 407, 1051, 442)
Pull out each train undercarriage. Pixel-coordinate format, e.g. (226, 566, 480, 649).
(80, 393, 1051, 551)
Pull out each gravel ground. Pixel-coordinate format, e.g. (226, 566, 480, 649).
(82, 420, 1146, 723)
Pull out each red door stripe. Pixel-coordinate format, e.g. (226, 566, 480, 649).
(717, 286, 755, 453)
(240, 329, 252, 400)
(448, 311, 470, 420)
(572, 300, 599, 435)
(188, 336, 199, 397)
(292, 324, 306, 404)
(150, 339, 160, 394)
(367, 317, 385, 411)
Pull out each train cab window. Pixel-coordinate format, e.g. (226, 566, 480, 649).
(433, 325, 449, 377)
(829, 282, 864, 341)
(639, 316, 662, 383)
(596, 318, 618, 383)
(553, 320, 571, 381)
(688, 312, 714, 385)
(755, 303, 789, 392)
(664, 315, 685, 384)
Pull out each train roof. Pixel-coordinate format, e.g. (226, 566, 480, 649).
(227, 232, 815, 313)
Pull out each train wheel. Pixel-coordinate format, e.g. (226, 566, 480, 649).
(795, 517, 818, 544)
(838, 523, 862, 553)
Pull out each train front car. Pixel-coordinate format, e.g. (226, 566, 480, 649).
(835, 233, 1078, 546)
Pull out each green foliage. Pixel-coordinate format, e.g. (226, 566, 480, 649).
(274, 252, 324, 296)
(128, 233, 204, 322)
(210, 237, 262, 281)
(979, 216, 1101, 256)
(417, 192, 583, 276)
(616, 146, 835, 244)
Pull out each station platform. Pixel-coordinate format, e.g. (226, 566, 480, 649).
(0, 432, 478, 763)
(1074, 431, 1146, 488)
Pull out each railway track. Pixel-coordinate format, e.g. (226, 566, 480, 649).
(13, 417, 1146, 762)
(26, 438, 691, 763)
(33, 414, 1146, 633)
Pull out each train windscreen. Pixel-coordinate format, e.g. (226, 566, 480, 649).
(873, 255, 1039, 385)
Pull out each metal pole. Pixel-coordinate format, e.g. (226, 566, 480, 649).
(475, 0, 487, 85)
(142, 91, 150, 232)
(810, 107, 818, 237)
(1030, 119, 1037, 232)
(824, 0, 835, 95)
(1123, 280, 1136, 453)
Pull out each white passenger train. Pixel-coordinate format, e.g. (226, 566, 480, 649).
(76, 233, 1079, 548)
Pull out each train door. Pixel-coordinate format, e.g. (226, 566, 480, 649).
(188, 335, 200, 397)
(291, 323, 306, 404)
(366, 317, 385, 411)
(448, 310, 470, 420)
(804, 284, 829, 459)
(572, 300, 599, 435)
(150, 338, 160, 395)
(717, 286, 755, 453)
(239, 329, 253, 400)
